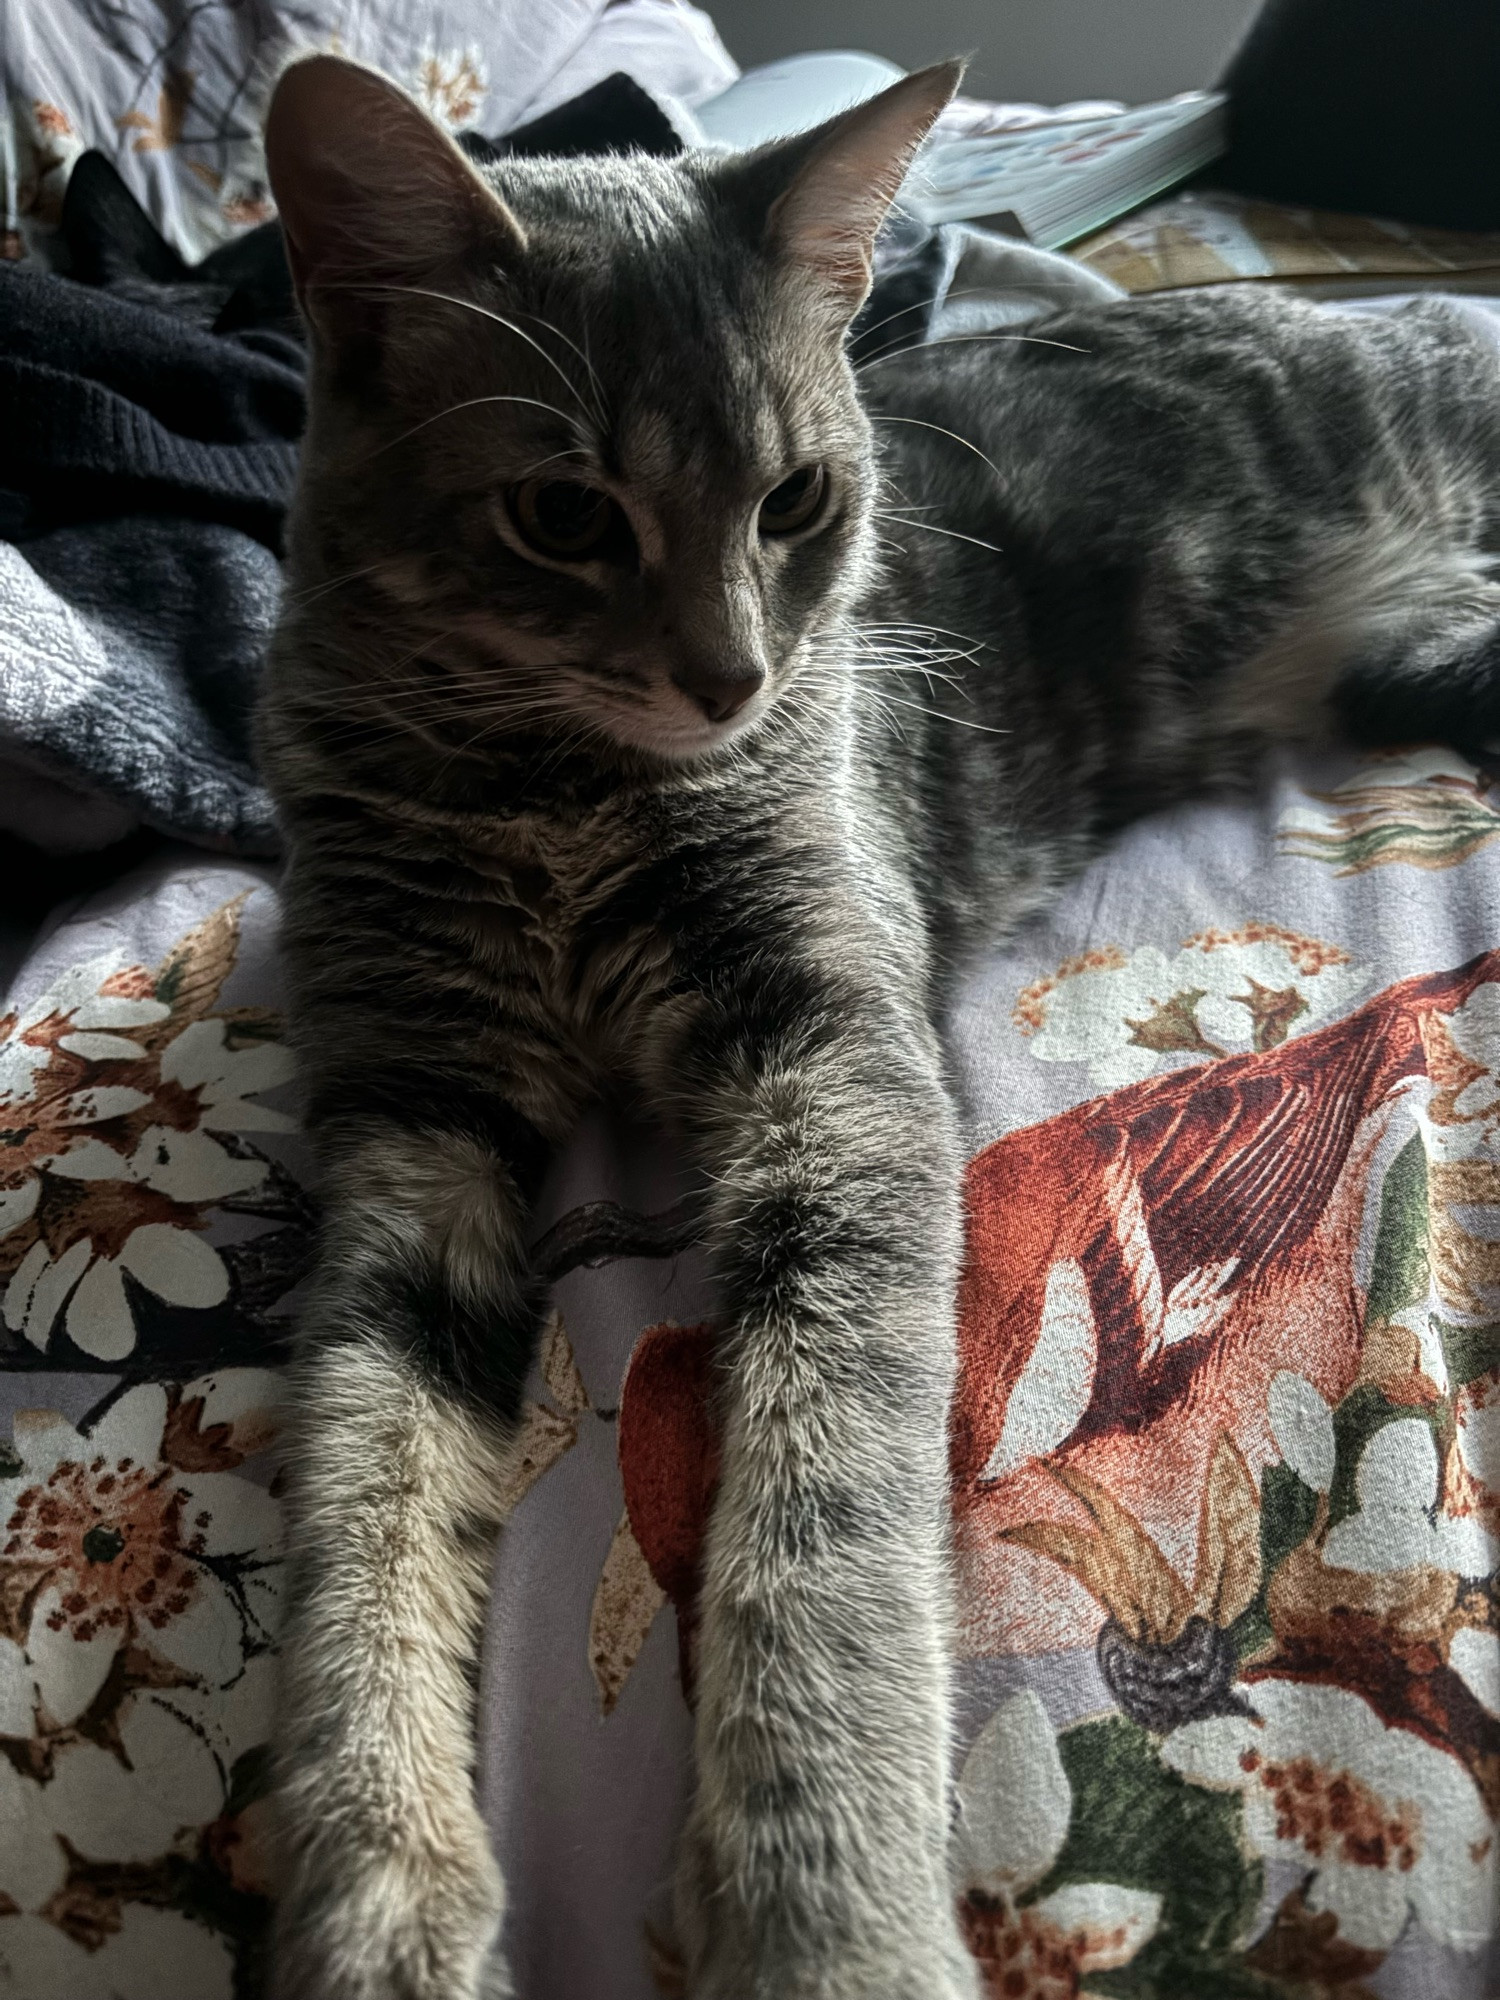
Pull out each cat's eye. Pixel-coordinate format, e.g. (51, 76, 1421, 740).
(508, 479, 619, 560)
(758, 465, 828, 537)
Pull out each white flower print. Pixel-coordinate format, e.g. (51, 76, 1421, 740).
(0, 1374, 278, 1996)
(0, 1690, 249, 1998)
(957, 1690, 1161, 1996)
(6, 1219, 236, 1363)
(0, 955, 168, 1111)
(1163, 1679, 1496, 1952)
(0, 1380, 281, 1732)
(1268, 1370, 1337, 1493)
(1322, 1418, 1498, 1579)
(156, 1018, 298, 1135)
(0, 936, 296, 1360)
(1014, 927, 1369, 1089)
(0, 1903, 234, 2000)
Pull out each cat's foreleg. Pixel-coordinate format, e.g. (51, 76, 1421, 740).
(271, 1122, 541, 2000)
(667, 995, 977, 2000)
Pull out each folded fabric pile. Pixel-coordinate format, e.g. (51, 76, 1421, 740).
(0, 257, 301, 855)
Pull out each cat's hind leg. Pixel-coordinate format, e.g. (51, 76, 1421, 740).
(1335, 613, 1500, 765)
(271, 1122, 543, 2000)
(1213, 509, 1500, 762)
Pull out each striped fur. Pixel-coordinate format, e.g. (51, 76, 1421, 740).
(260, 54, 1500, 2000)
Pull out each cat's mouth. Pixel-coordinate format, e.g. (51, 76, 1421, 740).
(595, 692, 765, 763)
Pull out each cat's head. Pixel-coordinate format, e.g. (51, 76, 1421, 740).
(264, 53, 958, 769)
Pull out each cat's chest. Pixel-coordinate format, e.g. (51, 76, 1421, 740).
(442, 811, 674, 1043)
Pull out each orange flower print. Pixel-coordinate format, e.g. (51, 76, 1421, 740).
(115, 67, 195, 153)
(411, 47, 488, 132)
(0, 1382, 281, 1732)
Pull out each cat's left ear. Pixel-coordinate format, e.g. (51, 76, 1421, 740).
(735, 62, 964, 312)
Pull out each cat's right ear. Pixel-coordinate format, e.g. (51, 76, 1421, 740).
(264, 55, 525, 346)
(719, 62, 963, 319)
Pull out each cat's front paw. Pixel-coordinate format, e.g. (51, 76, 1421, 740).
(272, 1833, 508, 2000)
(674, 1817, 981, 2000)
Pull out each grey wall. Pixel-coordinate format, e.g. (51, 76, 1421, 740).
(706, 0, 1263, 107)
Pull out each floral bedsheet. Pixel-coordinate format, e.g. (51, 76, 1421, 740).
(4, 742, 1500, 1998)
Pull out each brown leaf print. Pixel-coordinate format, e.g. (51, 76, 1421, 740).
(1189, 1433, 1261, 1626)
(1243, 1886, 1385, 1995)
(1123, 987, 1224, 1057)
(161, 1387, 275, 1473)
(1003, 1460, 1195, 1646)
(1428, 1158, 1500, 1322)
(413, 49, 487, 130)
(221, 193, 273, 228)
(589, 1511, 667, 1715)
(496, 1404, 576, 1519)
(540, 1308, 589, 1418)
(1228, 975, 1309, 1051)
(491, 1312, 587, 1515)
(32, 103, 73, 139)
(39, 1840, 179, 1948)
(1280, 771, 1500, 874)
(116, 67, 195, 154)
(203, 1792, 278, 1896)
(152, 891, 249, 1026)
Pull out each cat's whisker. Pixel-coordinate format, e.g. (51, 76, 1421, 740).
(511, 307, 611, 430)
(516, 446, 592, 479)
(845, 282, 1039, 351)
(363, 394, 586, 462)
(874, 513, 1004, 556)
(844, 663, 969, 694)
(874, 693, 1010, 733)
(872, 414, 1007, 487)
(283, 563, 384, 606)
(857, 329, 1089, 373)
(842, 618, 988, 651)
(357, 284, 601, 428)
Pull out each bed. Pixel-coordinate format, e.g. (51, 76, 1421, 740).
(4, 10, 1500, 1998)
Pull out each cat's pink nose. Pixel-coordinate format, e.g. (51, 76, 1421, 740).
(671, 662, 765, 723)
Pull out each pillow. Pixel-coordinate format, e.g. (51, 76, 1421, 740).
(2, 0, 734, 265)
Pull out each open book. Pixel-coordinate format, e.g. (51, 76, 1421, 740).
(688, 56, 1226, 255)
(909, 94, 1228, 250)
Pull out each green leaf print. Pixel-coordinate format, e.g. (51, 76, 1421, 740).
(1278, 774, 1500, 875)
(1037, 1716, 1276, 1997)
(1363, 1131, 1429, 1330)
(1228, 1462, 1319, 1663)
(1436, 1316, 1500, 1388)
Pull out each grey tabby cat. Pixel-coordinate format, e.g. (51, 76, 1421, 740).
(259, 50, 1500, 2000)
